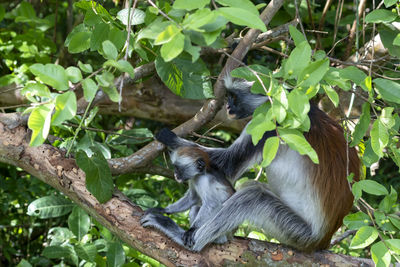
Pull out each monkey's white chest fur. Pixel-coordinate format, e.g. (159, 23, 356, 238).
(265, 145, 324, 238)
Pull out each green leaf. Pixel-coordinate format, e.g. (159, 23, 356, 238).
(103, 60, 135, 78)
(42, 245, 78, 266)
(384, 0, 398, 7)
(278, 128, 319, 164)
(154, 24, 181, 45)
(379, 26, 400, 58)
(21, 82, 51, 101)
(379, 186, 398, 213)
(52, 91, 77, 126)
(103, 86, 121, 103)
(28, 104, 54, 146)
(107, 242, 125, 267)
(137, 19, 170, 41)
(76, 148, 114, 203)
(370, 120, 388, 157)
(68, 31, 91, 53)
(27, 196, 73, 219)
(357, 180, 389, 196)
(289, 25, 306, 46)
(29, 64, 69, 91)
(68, 206, 90, 240)
(351, 103, 370, 146)
(393, 33, 400, 46)
(90, 22, 110, 51)
(284, 41, 311, 79)
(343, 212, 371, 230)
(322, 84, 339, 107)
(365, 9, 397, 24)
(288, 90, 309, 120)
(217, 7, 266, 32)
(74, 243, 97, 262)
(363, 139, 380, 167)
(173, 0, 210, 10)
(102, 40, 118, 60)
(160, 32, 185, 62)
(298, 58, 330, 87)
(17, 259, 32, 267)
(78, 61, 93, 73)
(216, 0, 259, 15)
(324, 68, 351, 91)
(184, 36, 201, 62)
(339, 66, 368, 86)
(388, 215, 400, 230)
(246, 103, 275, 145)
(75, 1, 113, 21)
(95, 71, 114, 87)
(82, 78, 98, 102)
(84, 8, 101, 26)
(262, 136, 280, 167)
(386, 239, 400, 254)
(117, 8, 145, 25)
(182, 9, 219, 31)
(66, 67, 82, 83)
(155, 54, 213, 99)
(349, 226, 379, 249)
(373, 78, 400, 104)
(0, 6, 5, 23)
(371, 242, 391, 267)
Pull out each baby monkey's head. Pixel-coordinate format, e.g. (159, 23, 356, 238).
(170, 147, 210, 183)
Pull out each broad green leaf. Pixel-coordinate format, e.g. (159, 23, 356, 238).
(262, 136, 280, 167)
(82, 78, 98, 102)
(48, 227, 75, 245)
(173, 0, 210, 10)
(103, 60, 135, 78)
(102, 40, 118, 60)
(363, 139, 380, 167)
(322, 84, 339, 107)
(29, 64, 69, 91)
(339, 66, 368, 87)
(230, 65, 272, 95)
(117, 8, 145, 25)
(74, 1, 113, 21)
(0, 6, 5, 23)
(68, 206, 90, 240)
(388, 214, 400, 230)
(278, 128, 319, 164)
(365, 9, 397, 24)
(380, 107, 395, 128)
(246, 103, 275, 145)
(272, 100, 287, 123)
(289, 25, 306, 47)
(42, 245, 78, 266)
(52, 91, 77, 126)
(216, 0, 258, 15)
(370, 120, 388, 157)
(161, 32, 185, 62)
(68, 31, 91, 53)
(22, 82, 51, 101)
(393, 33, 400, 46)
(298, 58, 330, 87)
(76, 148, 113, 203)
(84, 8, 101, 26)
(154, 24, 181, 45)
(284, 41, 311, 79)
(217, 7, 266, 32)
(386, 239, 400, 254)
(90, 22, 110, 51)
(137, 19, 170, 41)
(95, 71, 114, 87)
(74, 243, 97, 262)
(351, 103, 370, 147)
(17, 259, 31, 267)
(108, 27, 126, 50)
(380, 26, 400, 58)
(352, 181, 362, 200)
(373, 78, 400, 104)
(379, 186, 398, 213)
(384, 0, 398, 7)
(78, 61, 93, 73)
(103, 86, 121, 103)
(357, 180, 389, 196)
(27, 196, 73, 218)
(371, 242, 391, 267)
(155, 55, 213, 99)
(324, 68, 351, 91)
(28, 104, 54, 146)
(343, 212, 371, 230)
(184, 36, 201, 62)
(288, 90, 309, 120)
(107, 242, 125, 267)
(349, 226, 379, 249)
(66, 66, 82, 83)
(182, 9, 219, 31)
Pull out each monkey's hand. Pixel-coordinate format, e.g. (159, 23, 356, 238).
(144, 207, 167, 215)
(183, 227, 197, 248)
(155, 128, 178, 147)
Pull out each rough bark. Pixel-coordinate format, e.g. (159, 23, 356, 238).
(0, 113, 374, 267)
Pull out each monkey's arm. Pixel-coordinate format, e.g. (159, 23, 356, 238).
(163, 187, 199, 214)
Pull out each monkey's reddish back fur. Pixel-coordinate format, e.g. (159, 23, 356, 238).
(306, 110, 359, 250)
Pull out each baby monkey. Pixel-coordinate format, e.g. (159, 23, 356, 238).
(141, 129, 235, 247)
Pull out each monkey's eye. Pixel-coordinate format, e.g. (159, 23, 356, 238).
(196, 159, 205, 171)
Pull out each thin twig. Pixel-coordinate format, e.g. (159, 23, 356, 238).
(190, 132, 224, 144)
(330, 229, 357, 247)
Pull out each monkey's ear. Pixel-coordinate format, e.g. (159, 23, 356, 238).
(156, 128, 178, 147)
(196, 158, 206, 171)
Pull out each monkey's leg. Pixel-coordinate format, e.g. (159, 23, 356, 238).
(140, 212, 186, 246)
(188, 181, 315, 252)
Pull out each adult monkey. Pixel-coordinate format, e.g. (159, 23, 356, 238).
(148, 77, 360, 252)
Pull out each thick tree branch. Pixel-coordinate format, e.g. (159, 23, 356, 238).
(0, 113, 374, 266)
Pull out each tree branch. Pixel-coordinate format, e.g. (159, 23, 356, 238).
(0, 113, 374, 266)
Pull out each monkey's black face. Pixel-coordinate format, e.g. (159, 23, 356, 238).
(173, 161, 205, 183)
(226, 90, 256, 119)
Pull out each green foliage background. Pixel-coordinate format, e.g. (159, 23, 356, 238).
(0, 0, 400, 266)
